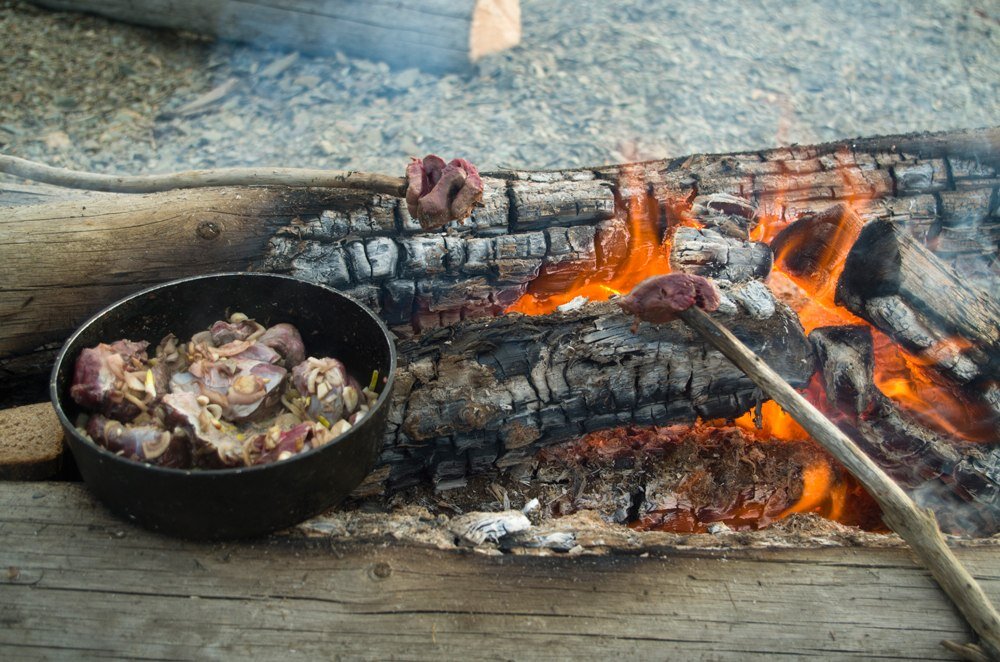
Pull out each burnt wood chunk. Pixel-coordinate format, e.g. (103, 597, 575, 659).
(510, 179, 615, 230)
(771, 204, 863, 290)
(689, 193, 757, 240)
(670, 226, 772, 282)
(381, 284, 814, 491)
(810, 325, 1000, 536)
(835, 220, 1000, 385)
(893, 159, 949, 194)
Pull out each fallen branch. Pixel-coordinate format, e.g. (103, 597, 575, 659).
(0, 154, 407, 196)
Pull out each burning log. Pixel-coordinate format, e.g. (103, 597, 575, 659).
(2, 128, 998, 487)
(29, 0, 522, 73)
(835, 220, 1000, 387)
(668, 226, 772, 282)
(810, 325, 1000, 537)
(771, 203, 862, 293)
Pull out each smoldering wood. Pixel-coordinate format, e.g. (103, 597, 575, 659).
(810, 326, 1000, 537)
(30, 0, 522, 73)
(689, 192, 758, 240)
(5, 484, 1000, 661)
(771, 203, 863, 288)
(382, 284, 814, 490)
(835, 220, 1000, 386)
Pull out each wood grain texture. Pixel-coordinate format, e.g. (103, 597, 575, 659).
(30, 0, 522, 72)
(2, 482, 1000, 661)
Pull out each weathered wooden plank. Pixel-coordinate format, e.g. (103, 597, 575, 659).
(30, 0, 522, 73)
(1, 482, 999, 661)
(0, 186, 364, 361)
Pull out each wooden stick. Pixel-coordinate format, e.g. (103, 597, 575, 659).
(0, 154, 407, 197)
(678, 305, 1000, 661)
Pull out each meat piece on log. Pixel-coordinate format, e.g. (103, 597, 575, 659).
(810, 325, 1000, 536)
(835, 220, 1000, 386)
(30, 0, 522, 73)
(382, 282, 814, 490)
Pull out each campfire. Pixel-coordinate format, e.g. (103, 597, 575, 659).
(482, 157, 997, 537)
(3, 127, 999, 659)
(3, 130, 997, 542)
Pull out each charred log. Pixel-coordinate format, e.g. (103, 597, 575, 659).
(810, 325, 1000, 536)
(382, 284, 814, 491)
(771, 204, 863, 291)
(835, 220, 1000, 386)
(669, 226, 772, 282)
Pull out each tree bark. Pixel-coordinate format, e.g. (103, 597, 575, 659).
(30, 0, 522, 73)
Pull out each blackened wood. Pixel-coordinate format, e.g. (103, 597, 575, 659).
(811, 326, 1000, 537)
(382, 285, 814, 490)
(3, 128, 998, 403)
(836, 220, 1000, 385)
(771, 203, 863, 290)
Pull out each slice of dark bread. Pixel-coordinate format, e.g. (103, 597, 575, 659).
(0, 402, 64, 480)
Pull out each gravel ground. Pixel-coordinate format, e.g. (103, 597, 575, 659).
(1, 0, 997, 177)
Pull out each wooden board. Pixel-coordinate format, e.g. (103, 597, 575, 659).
(30, 0, 521, 73)
(2, 482, 999, 660)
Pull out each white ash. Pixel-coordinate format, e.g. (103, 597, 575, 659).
(448, 510, 532, 545)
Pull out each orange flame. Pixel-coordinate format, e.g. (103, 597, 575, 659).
(507, 170, 695, 315)
(765, 158, 991, 442)
(781, 462, 846, 521)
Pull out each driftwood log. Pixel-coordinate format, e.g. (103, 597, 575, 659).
(2, 128, 998, 491)
(30, 0, 521, 73)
